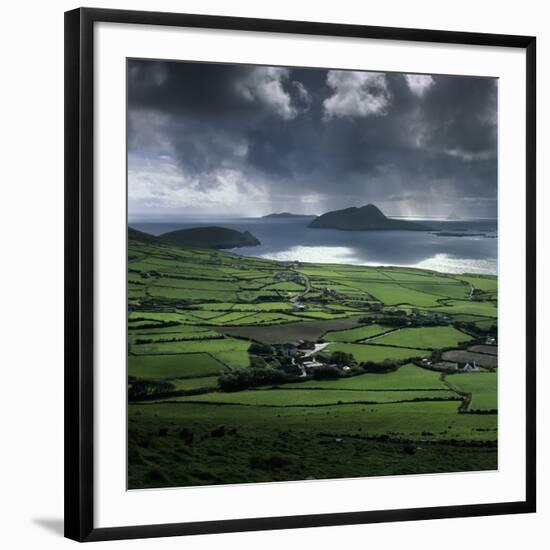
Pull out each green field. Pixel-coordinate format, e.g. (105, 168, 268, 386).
(129, 353, 228, 379)
(127, 234, 498, 488)
(369, 326, 473, 350)
(171, 376, 220, 391)
(446, 372, 498, 411)
(326, 342, 430, 362)
(129, 402, 497, 488)
(324, 323, 393, 342)
(286, 364, 446, 390)
(171, 388, 457, 406)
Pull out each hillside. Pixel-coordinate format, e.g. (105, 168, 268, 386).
(159, 226, 261, 249)
(309, 204, 430, 231)
(128, 226, 160, 244)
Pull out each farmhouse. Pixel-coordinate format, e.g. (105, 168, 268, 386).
(281, 339, 315, 357)
(280, 343, 298, 357)
(486, 336, 496, 345)
(302, 360, 324, 369)
(456, 361, 479, 372)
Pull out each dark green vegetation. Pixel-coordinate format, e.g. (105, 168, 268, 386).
(309, 203, 430, 231)
(128, 230, 498, 489)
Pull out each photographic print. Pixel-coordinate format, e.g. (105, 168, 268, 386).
(127, 59, 498, 490)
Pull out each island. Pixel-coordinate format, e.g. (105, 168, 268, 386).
(128, 226, 261, 249)
(262, 212, 316, 219)
(308, 204, 431, 231)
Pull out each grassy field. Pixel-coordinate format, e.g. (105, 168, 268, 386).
(128, 400, 497, 488)
(446, 372, 498, 411)
(127, 235, 498, 488)
(326, 342, 431, 362)
(129, 353, 228, 379)
(285, 364, 446, 390)
(170, 388, 457, 406)
(369, 326, 472, 350)
(324, 323, 393, 342)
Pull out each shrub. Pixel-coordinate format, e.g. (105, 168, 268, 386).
(128, 378, 176, 400)
(219, 367, 291, 391)
(311, 365, 342, 380)
(179, 428, 194, 444)
(210, 425, 226, 437)
(249, 355, 268, 369)
(249, 342, 274, 355)
(362, 359, 400, 373)
(249, 453, 291, 470)
(329, 350, 355, 366)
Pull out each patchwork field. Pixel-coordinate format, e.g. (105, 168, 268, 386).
(127, 234, 498, 489)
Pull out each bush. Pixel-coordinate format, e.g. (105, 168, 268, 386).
(249, 355, 268, 369)
(128, 378, 176, 400)
(219, 367, 291, 391)
(249, 342, 274, 355)
(329, 350, 355, 366)
(403, 445, 416, 455)
(362, 359, 400, 373)
(249, 453, 291, 469)
(276, 360, 303, 376)
(311, 365, 342, 380)
(179, 428, 194, 444)
(210, 425, 226, 438)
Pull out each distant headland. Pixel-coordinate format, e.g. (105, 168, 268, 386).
(128, 226, 261, 249)
(261, 212, 316, 219)
(308, 204, 431, 231)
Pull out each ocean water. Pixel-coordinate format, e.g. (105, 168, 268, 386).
(131, 217, 497, 276)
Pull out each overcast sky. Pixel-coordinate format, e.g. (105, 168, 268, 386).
(127, 59, 497, 221)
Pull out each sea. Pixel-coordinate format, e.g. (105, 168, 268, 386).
(131, 217, 498, 276)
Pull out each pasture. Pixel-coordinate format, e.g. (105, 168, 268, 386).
(285, 364, 446, 390)
(128, 353, 227, 379)
(326, 342, 430, 363)
(172, 388, 457, 406)
(323, 323, 392, 342)
(446, 372, 498, 410)
(370, 326, 472, 350)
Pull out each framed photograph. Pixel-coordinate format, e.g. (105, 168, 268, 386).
(65, 7, 536, 542)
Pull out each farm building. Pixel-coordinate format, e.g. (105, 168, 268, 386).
(302, 360, 324, 369)
(456, 361, 479, 372)
(280, 343, 298, 357)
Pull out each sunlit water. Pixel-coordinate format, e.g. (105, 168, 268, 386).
(132, 218, 497, 275)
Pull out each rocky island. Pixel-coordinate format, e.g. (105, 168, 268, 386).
(309, 204, 431, 231)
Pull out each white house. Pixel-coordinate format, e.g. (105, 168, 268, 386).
(456, 361, 479, 372)
(302, 360, 324, 369)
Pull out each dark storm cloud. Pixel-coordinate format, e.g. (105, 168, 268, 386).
(127, 59, 497, 219)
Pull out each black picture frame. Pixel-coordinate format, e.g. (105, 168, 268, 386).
(65, 7, 537, 542)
